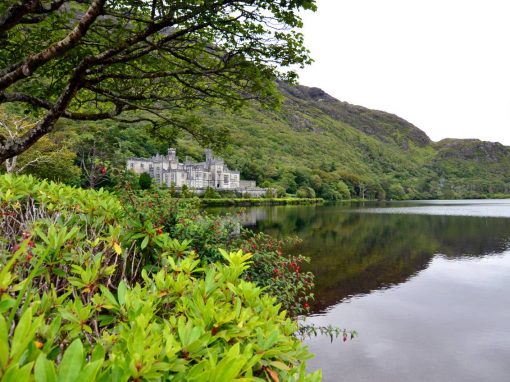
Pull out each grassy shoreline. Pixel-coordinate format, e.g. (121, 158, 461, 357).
(200, 197, 324, 206)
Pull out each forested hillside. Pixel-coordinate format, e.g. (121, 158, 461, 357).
(182, 83, 510, 200)
(3, 83, 510, 200)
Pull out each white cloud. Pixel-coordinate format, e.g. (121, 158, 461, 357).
(297, 0, 510, 144)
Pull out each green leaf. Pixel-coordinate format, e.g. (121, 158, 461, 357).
(53, 268, 67, 278)
(99, 285, 118, 307)
(0, 314, 9, 368)
(35, 354, 57, 382)
(77, 359, 103, 382)
(3, 362, 34, 382)
(90, 344, 105, 363)
(270, 361, 291, 371)
(10, 307, 37, 361)
(0, 298, 16, 314)
(0, 240, 28, 279)
(117, 281, 127, 305)
(57, 339, 83, 382)
(141, 235, 149, 250)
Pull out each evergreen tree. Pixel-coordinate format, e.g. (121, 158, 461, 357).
(139, 173, 152, 190)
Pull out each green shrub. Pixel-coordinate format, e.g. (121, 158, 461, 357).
(180, 184, 193, 198)
(0, 174, 322, 381)
(139, 172, 152, 190)
(118, 188, 317, 314)
(275, 186, 287, 198)
(203, 187, 221, 199)
(217, 190, 238, 198)
(239, 232, 315, 317)
(0, 248, 320, 381)
(265, 188, 276, 198)
(296, 187, 316, 199)
(388, 183, 406, 200)
(319, 181, 350, 201)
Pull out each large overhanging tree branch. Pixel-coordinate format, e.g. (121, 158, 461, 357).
(0, 0, 316, 163)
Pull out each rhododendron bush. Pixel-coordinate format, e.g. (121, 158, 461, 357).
(117, 186, 315, 315)
(0, 174, 321, 381)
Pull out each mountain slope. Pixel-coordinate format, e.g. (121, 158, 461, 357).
(278, 82, 431, 149)
(11, 82, 510, 200)
(168, 83, 510, 200)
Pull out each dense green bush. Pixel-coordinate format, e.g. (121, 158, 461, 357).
(118, 187, 316, 315)
(139, 173, 152, 190)
(203, 187, 221, 199)
(0, 174, 321, 381)
(239, 233, 315, 317)
(296, 187, 316, 199)
(388, 183, 406, 200)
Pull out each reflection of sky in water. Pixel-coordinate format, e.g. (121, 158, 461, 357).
(305, 253, 510, 382)
(353, 199, 510, 217)
(214, 201, 510, 381)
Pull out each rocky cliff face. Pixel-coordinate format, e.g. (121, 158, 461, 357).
(434, 139, 510, 162)
(278, 82, 432, 149)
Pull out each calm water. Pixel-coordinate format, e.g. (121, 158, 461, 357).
(219, 200, 510, 382)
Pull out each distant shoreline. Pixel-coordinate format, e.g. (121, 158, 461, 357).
(200, 197, 324, 206)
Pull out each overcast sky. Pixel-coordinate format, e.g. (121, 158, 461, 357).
(297, 0, 510, 145)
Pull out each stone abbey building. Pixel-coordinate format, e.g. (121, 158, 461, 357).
(127, 148, 266, 196)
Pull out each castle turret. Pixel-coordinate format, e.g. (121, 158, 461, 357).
(205, 148, 213, 163)
(167, 148, 176, 161)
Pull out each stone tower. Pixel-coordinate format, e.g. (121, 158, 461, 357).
(205, 148, 213, 163)
(167, 148, 176, 161)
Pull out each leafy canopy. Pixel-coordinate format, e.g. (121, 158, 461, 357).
(0, 0, 316, 162)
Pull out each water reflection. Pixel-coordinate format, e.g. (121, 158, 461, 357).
(305, 254, 510, 382)
(216, 202, 510, 381)
(227, 203, 510, 312)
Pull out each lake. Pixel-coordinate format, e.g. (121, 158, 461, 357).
(219, 200, 510, 382)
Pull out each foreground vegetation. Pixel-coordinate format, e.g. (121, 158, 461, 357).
(0, 174, 322, 381)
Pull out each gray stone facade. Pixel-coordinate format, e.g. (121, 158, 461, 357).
(127, 148, 267, 196)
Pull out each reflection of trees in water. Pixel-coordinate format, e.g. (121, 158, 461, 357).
(249, 206, 510, 312)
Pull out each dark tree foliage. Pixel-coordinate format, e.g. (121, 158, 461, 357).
(0, 0, 316, 162)
(138, 172, 152, 190)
